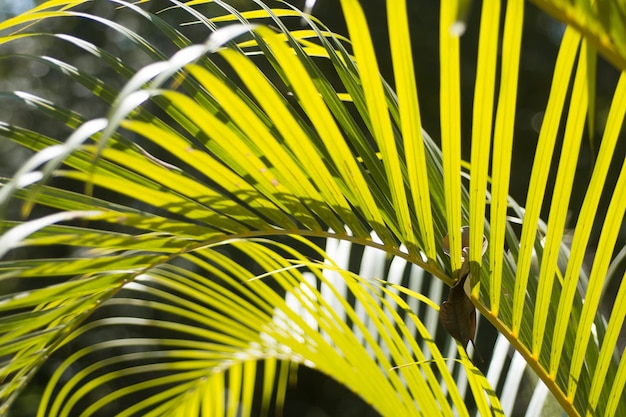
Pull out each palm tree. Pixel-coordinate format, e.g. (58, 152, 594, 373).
(0, 0, 625, 416)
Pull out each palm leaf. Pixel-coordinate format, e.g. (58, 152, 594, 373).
(0, 0, 625, 416)
(532, 0, 626, 70)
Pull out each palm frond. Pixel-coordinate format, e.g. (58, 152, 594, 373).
(531, 0, 626, 71)
(0, 0, 625, 416)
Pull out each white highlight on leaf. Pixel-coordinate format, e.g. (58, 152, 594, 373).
(15, 90, 55, 109)
(284, 271, 319, 333)
(204, 24, 257, 52)
(500, 351, 528, 416)
(116, 62, 170, 104)
(0, 210, 103, 259)
(486, 334, 512, 389)
(320, 232, 350, 330)
(524, 381, 550, 417)
(449, 21, 466, 37)
(0, 118, 108, 208)
(303, 0, 317, 15)
(14, 171, 43, 189)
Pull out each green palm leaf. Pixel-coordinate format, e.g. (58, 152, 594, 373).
(0, 0, 625, 416)
(533, 0, 626, 70)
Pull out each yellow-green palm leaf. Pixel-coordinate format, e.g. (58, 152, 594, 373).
(0, 1, 625, 416)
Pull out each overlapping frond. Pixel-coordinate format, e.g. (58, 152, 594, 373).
(531, 0, 626, 71)
(0, 0, 624, 416)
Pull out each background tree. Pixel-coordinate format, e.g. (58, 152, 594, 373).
(0, 1, 625, 416)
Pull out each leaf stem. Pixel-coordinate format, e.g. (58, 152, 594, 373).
(192, 228, 453, 286)
(472, 295, 580, 417)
